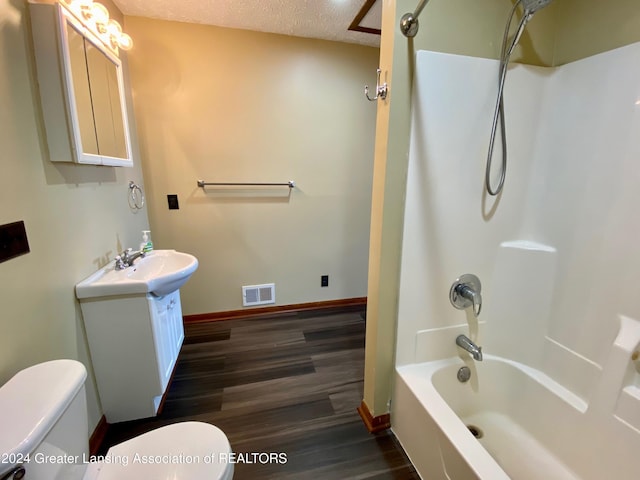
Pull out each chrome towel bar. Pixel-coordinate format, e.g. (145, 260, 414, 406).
(197, 180, 295, 189)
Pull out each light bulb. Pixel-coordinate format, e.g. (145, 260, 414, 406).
(91, 2, 109, 29)
(65, 0, 133, 54)
(117, 33, 133, 51)
(107, 19, 122, 36)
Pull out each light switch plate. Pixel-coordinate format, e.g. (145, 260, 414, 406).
(0, 221, 30, 263)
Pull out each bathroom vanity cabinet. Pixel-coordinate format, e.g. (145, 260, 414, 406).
(79, 290, 184, 423)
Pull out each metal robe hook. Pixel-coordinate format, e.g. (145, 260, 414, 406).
(365, 68, 388, 101)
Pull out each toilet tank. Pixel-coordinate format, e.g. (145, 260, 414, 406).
(0, 360, 89, 479)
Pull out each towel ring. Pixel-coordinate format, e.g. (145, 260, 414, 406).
(128, 181, 145, 210)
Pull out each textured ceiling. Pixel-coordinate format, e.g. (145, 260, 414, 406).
(111, 0, 382, 47)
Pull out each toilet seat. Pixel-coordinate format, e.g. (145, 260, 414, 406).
(83, 421, 233, 480)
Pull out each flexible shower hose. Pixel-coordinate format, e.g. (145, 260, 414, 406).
(485, 1, 530, 196)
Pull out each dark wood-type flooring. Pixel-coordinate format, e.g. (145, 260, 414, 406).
(98, 306, 419, 479)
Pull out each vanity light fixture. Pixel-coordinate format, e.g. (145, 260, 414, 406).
(63, 0, 133, 53)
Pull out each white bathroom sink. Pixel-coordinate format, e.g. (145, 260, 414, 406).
(75, 249, 198, 299)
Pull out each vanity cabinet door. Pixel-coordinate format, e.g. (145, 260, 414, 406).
(150, 291, 185, 392)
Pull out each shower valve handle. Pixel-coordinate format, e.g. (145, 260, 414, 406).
(450, 274, 482, 317)
(457, 285, 482, 316)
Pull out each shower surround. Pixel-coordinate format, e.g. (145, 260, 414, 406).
(392, 44, 640, 479)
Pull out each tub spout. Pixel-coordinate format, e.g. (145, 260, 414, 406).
(456, 334, 483, 361)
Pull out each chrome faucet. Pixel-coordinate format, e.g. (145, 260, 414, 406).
(114, 248, 145, 270)
(456, 334, 483, 361)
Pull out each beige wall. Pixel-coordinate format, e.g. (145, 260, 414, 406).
(554, 0, 640, 65)
(124, 17, 379, 315)
(412, 0, 640, 68)
(0, 0, 148, 433)
(415, 0, 558, 66)
(363, 0, 640, 417)
(363, 0, 410, 420)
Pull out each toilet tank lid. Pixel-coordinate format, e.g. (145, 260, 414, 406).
(0, 360, 87, 468)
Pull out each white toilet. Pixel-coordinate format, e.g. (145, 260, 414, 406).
(0, 360, 234, 479)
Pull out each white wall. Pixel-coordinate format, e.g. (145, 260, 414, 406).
(396, 50, 547, 362)
(522, 43, 640, 399)
(396, 43, 640, 405)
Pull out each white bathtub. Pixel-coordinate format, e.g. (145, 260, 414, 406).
(393, 355, 640, 479)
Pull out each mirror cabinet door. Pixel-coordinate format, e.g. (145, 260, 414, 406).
(84, 38, 129, 160)
(65, 20, 100, 157)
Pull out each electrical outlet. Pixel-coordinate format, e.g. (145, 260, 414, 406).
(321, 275, 329, 287)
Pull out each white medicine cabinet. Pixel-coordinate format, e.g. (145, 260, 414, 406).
(30, 1, 133, 167)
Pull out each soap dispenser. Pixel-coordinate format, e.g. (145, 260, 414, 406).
(141, 230, 153, 253)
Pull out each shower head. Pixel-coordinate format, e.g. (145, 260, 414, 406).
(504, 0, 553, 57)
(520, 0, 554, 15)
